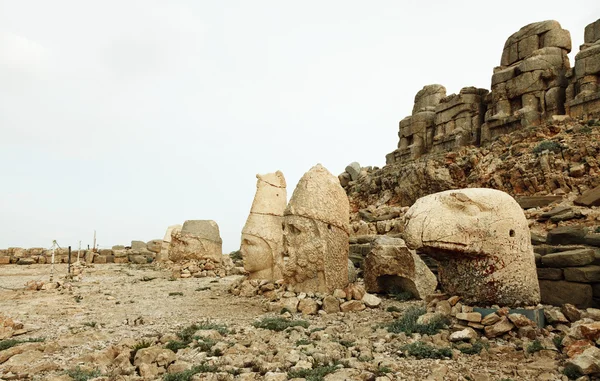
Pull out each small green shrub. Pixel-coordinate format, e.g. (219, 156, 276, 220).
(252, 317, 310, 332)
(65, 366, 101, 381)
(163, 363, 219, 381)
(375, 365, 392, 376)
(527, 339, 544, 354)
(387, 306, 449, 335)
(401, 341, 452, 359)
(581, 125, 593, 134)
(130, 340, 153, 363)
(194, 338, 216, 352)
(386, 306, 401, 313)
(553, 335, 564, 348)
(532, 140, 562, 155)
(287, 364, 338, 381)
(338, 340, 355, 348)
(456, 340, 489, 355)
(563, 364, 583, 380)
(74, 295, 83, 303)
(391, 291, 414, 301)
(229, 250, 242, 261)
(296, 339, 312, 346)
(0, 337, 44, 351)
(83, 321, 97, 328)
(195, 321, 229, 336)
(165, 340, 188, 352)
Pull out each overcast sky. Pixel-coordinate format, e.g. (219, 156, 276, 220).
(1, 1, 598, 252)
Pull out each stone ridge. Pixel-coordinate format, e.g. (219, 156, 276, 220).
(387, 19, 600, 166)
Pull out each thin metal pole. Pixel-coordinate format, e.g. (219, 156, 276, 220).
(68, 246, 72, 275)
(93, 230, 97, 252)
(77, 241, 81, 262)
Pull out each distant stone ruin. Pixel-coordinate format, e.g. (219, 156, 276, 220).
(387, 19, 600, 165)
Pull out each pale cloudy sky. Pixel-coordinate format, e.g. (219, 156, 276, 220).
(0, 1, 597, 252)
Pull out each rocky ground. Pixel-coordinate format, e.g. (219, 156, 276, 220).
(1, 264, 595, 381)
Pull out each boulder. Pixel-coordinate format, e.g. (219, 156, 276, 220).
(564, 266, 600, 283)
(574, 185, 600, 207)
(169, 220, 222, 263)
(541, 249, 595, 268)
(403, 188, 540, 306)
(363, 236, 437, 300)
(146, 240, 162, 254)
(345, 162, 361, 181)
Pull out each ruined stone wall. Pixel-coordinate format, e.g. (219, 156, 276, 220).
(387, 19, 599, 166)
(566, 19, 600, 119)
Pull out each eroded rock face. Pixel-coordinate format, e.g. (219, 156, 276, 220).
(363, 236, 437, 300)
(241, 171, 287, 281)
(283, 164, 350, 294)
(403, 188, 540, 306)
(168, 220, 222, 263)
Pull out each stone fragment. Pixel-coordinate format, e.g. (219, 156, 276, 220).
(515, 195, 562, 209)
(508, 313, 536, 328)
(541, 249, 595, 268)
(544, 309, 569, 324)
(403, 188, 540, 306)
(536, 268, 563, 280)
(146, 240, 162, 254)
(546, 226, 587, 245)
(567, 346, 600, 375)
(564, 266, 600, 283)
(344, 162, 361, 181)
(574, 185, 600, 207)
(456, 312, 482, 323)
(297, 298, 318, 315)
(579, 322, 600, 341)
(282, 297, 299, 313)
(363, 236, 437, 300)
(484, 316, 515, 338)
(449, 327, 478, 342)
(169, 220, 222, 263)
(241, 171, 287, 281)
(562, 304, 582, 323)
(481, 313, 501, 326)
(131, 241, 147, 251)
(283, 164, 350, 294)
(361, 293, 381, 308)
(322, 295, 340, 314)
(539, 280, 593, 308)
(340, 300, 365, 312)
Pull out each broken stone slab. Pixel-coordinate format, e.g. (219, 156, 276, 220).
(484, 316, 514, 338)
(536, 267, 563, 280)
(345, 162, 361, 181)
(538, 205, 572, 221)
(169, 220, 223, 263)
(473, 307, 545, 328)
(574, 185, 600, 207)
(546, 226, 587, 245)
(515, 195, 562, 209)
(564, 266, 600, 283)
(541, 248, 595, 268)
(539, 280, 593, 308)
(363, 236, 437, 300)
(584, 233, 600, 247)
(530, 232, 546, 245)
(566, 346, 600, 375)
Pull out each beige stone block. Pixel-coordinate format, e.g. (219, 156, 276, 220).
(0, 256, 10, 265)
(543, 28, 571, 51)
(518, 34, 540, 60)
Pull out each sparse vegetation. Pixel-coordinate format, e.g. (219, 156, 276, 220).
(401, 341, 452, 359)
(195, 286, 211, 291)
(229, 250, 242, 261)
(532, 140, 562, 154)
(563, 364, 583, 380)
(391, 291, 414, 301)
(163, 363, 219, 381)
(338, 340, 355, 348)
(296, 339, 312, 346)
(83, 321, 97, 328)
(387, 306, 449, 335)
(65, 366, 101, 381)
(168, 292, 184, 297)
(552, 335, 564, 348)
(140, 276, 156, 282)
(456, 340, 488, 355)
(252, 317, 310, 332)
(386, 306, 402, 313)
(165, 321, 228, 353)
(130, 339, 153, 363)
(526, 339, 544, 354)
(0, 337, 44, 351)
(287, 363, 338, 381)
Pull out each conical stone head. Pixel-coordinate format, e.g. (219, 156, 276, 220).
(283, 164, 350, 293)
(241, 171, 287, 280)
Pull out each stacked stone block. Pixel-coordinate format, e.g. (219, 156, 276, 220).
(566, 19, 600, 119)
(481, 21, 571, 143)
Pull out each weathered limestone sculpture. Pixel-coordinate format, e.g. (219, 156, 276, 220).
(566, 18, 600, 119)
(403, 188, 540, 306)
(482, 20, 571, 143)
(241, 171, 287, 280)
(169, 220, 222, 263)
(283, 164, 350, 293)
(364, 236, 437, 300)
(157, 224, 182, 262)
